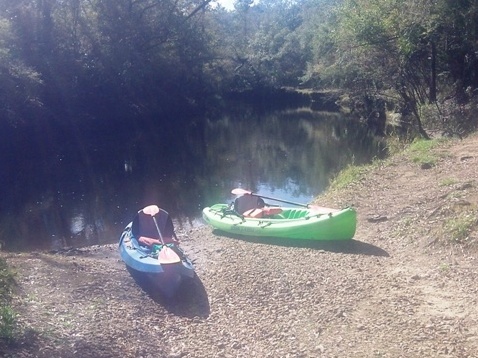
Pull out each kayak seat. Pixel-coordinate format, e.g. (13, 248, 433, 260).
(243, 207, 283, 218)
(243, 208, 264, 218)
(234, 194, 265, 215)
(282, 209, 308, 219)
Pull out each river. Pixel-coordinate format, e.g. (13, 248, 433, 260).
(0, 101, 386, 251)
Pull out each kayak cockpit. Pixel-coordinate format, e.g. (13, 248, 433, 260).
(279, 208, 310, 219)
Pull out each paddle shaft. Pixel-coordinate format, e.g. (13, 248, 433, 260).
(254, 194, 310, 208)
(152, 216, 166, 245)
(151, 215, 181, 263)
(232, 188, 310, 208)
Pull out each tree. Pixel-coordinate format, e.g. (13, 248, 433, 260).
(302, 0, 478, 137)
(1, 0, 217, 122)
(0, 15, 42, 127)
(207, 0, 308, 92)
(304, 0, 440, 137)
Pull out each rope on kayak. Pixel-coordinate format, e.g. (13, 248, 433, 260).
(216, 206, 247, 221)
(210, 205, 333, 224)
(209, 206, 237, 217)
(305, 212, 329, 220)
(137, 244, 187, 262)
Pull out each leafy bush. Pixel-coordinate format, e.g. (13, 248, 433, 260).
(444, 212, 478, 245)
(0, 258, 17, 342)
(0, 258, 15, 300)
(0, 306, 16, 341)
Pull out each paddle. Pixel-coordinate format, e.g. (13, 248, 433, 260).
(143, 205, 181, 264)
(231, 188, 339, 213)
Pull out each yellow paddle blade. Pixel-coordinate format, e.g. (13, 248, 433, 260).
(158, 246, 181, 264)
(143, 205, 160, 216)
(231, 188, 251, 196)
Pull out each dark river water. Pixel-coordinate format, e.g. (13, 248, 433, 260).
(0, 103, 386, 251)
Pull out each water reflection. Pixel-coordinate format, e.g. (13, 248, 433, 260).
(0, 105, 386, 251)
(200, 107, 385, 207)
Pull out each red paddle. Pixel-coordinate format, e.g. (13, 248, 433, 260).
(143, 205, 180, 264)
(231, 188, 339, 213)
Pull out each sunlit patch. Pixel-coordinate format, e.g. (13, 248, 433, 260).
(124, 160, 133, 172)
(70, 213, 85, 235)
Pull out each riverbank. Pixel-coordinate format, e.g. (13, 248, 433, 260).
(1, 133, 477, 357)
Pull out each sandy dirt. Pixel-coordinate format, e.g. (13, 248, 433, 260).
(1, 133, 478, 358)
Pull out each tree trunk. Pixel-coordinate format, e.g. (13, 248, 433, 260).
(399, 88, 430, 140)
(429, 40, 437, 103)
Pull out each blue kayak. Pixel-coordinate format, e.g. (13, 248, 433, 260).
(119, 205, 194, 297)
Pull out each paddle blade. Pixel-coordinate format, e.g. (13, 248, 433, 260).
(158, 246, 181, 264)
(231, 188, 308, 208)
(231, 188, 252, 196)
(143, 205, 160, 216)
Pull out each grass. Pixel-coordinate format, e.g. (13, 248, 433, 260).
(439, 262, 451, 272)
(329, 137, 447, 191)
(328, 159, 381, 191)
(439, 178, 458, 186)
(0, 257, 17, 342)
(393, 217, 415, 241)
(328, 165, 365, 190)
(328, 136, 477, 249)
(405, 138, 448, 167)
(384, 135, 410, 156)
(443, 211, 478, 244)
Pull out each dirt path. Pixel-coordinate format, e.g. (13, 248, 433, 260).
(2, 134, 478, 358)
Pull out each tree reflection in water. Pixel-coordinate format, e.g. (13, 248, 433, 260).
(0, 105, 386, 251)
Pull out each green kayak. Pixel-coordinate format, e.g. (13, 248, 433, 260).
(202, 203, 357, 241)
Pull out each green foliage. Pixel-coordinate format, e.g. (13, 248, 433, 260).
(212, 0, 309, 91)
(0, 306, 16, 341)
(384, 136, 410, 156)
(407, 138, 444, 154)
(0, 0, 477, 133)
(420, 97, 478, 137)
(328, 163, 368, 191)
(0, 258, 15, 302)
(0, 258, 17, 342)
(302, 0, 478, 136)
(405, 138, 447, 166)
(444, 212, 478, 244)
(0, 0, 218, 121)
(439, 178, 458, 187)
(0, 15, 43, 126)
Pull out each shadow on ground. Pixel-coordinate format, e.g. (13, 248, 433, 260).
(127, 267, 210, 318)
(213, 230, 389, 257)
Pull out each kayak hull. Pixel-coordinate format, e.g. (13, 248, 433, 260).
(119, 222, 194, 297)
(202, 204, 356, 241)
